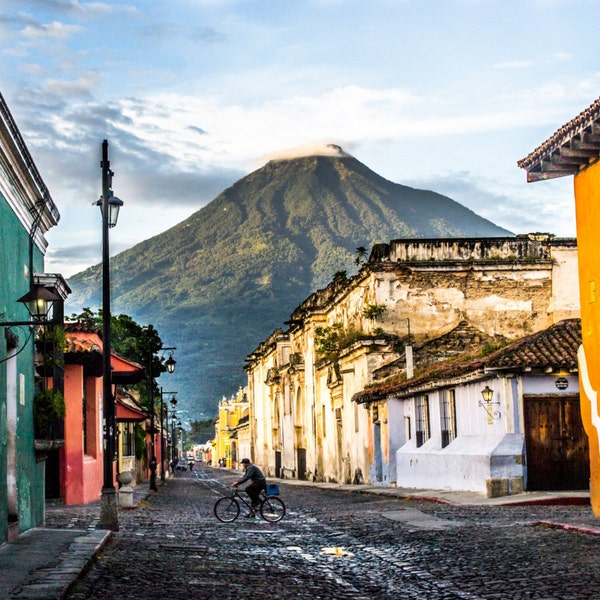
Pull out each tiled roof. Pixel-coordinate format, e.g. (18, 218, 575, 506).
(353, 319, 581, 403)
(518, 97, 600, 181)
(64, 328, 145, 383)
(64, 330, 102, 354)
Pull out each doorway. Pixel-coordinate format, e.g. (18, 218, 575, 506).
(524, 394, 590, 490)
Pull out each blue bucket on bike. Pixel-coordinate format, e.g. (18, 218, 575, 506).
(266, 484, 279, 496)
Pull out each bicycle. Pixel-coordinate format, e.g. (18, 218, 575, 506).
(214, 486, 286, 523)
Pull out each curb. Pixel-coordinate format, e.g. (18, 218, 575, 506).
(15, 529, 111, 600)
(533, 521, 600, 537)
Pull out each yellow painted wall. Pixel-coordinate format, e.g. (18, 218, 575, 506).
(213, 391, 249, 468)
(574, 164, 600, 515)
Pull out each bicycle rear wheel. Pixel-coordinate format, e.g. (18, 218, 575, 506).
(260, 496, 285, 522)
(214, 496, 240, 522)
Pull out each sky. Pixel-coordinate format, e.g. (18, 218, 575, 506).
(1, 0, 599, 280)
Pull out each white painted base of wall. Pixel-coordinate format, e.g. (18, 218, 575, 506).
(396, 434, 525, 494)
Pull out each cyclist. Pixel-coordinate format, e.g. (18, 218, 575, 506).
(233, 458, 267, 516)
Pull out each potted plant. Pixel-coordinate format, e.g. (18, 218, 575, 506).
(33, 388, 65, 453)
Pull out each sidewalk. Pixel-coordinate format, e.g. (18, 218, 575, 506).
(0, 483, 152, 600)
(0, 478, 597, 599)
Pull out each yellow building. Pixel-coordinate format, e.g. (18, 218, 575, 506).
(213, 387, 249, 469)
(519, 97, 600, 515)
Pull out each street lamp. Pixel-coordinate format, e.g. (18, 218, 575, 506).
(171, 411, 177, 454)
(98, 140, 123, 532)
(148, 347, 176, 491)
(160, 391, 177, 483)
(165, 353, 176, 374)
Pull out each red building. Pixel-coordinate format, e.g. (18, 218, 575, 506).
(53, 324, 145, 505)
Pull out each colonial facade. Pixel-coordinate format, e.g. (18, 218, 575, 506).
(519, 95, 600, 514)
(0, 92, 66, 543)
(355, 319, 586, 496)
(246, 234, 581, 495)
(56, 324, 145, 506)
(213, 387, 249, 468)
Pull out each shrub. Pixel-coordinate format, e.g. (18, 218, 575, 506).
(33, 389, 65, 439)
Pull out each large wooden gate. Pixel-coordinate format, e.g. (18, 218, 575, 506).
(524, 394, 590, 490)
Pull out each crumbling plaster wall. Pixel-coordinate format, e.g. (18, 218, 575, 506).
(370, 263, 571, 342)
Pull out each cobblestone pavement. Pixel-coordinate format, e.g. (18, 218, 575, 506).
(46, 465, 600, 600)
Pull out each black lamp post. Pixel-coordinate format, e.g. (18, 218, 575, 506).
(161, 393, 177, 482)
(148, 348, 176, 491)
(97, 140, 123, 532)
(171, 412, 177, 462)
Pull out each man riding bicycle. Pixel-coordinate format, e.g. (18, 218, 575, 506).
(233, 458, 267, 516)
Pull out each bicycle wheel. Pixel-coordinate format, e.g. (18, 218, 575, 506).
(260, 496, 285, 522)
(214, 496, 240, 522)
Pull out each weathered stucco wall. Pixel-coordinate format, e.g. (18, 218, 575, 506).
(246, 235, 580, 488)
(574, 163, 600, 515)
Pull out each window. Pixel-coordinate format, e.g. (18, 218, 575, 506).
(121, 423, 135, 457)
(84, 378, 98, 458)
(82, 389, 88, 455)
(415, 395, 430, 447)
(440, 389, 457, 448)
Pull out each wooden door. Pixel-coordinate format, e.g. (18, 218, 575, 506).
(296, 448, 306, 480)
(275, 451, 281, 479)
(524, 394, 590, 490)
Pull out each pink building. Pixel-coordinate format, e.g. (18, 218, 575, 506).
(56, 325, 145, 505)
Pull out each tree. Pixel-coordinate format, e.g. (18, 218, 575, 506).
(187, 419, 216, 445)
(69, 308, 168, 412)
(355, 246, 368, 266)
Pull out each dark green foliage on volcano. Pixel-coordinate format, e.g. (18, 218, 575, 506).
(67, 152, 511, 418)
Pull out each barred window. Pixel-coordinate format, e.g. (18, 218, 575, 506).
(121, 422, 135, 457)
(415, 395, 430, 448)
(440, 389, 457, 448)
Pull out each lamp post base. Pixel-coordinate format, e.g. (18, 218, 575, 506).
(97, 487, 119, 531)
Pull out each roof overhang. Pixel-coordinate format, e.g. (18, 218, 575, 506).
(116, 398, 147, 422)
(518, 97, 600, 181)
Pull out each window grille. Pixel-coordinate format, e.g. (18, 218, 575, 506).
(415, 395, 430, 447)
(440, 389, 457, 448)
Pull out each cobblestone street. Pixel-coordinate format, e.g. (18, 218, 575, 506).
(46, 465, 600, 600)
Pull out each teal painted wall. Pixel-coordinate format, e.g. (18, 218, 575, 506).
(0, 193, 46, 542)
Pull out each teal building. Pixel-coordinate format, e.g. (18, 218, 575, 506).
(0, 92, 61, 543)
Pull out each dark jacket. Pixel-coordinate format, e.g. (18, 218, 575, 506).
(237, 464, 265, 485)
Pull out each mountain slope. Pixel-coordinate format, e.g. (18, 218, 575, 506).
(67, 149, 511, 417)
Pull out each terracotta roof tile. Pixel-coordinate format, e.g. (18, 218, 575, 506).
(353, 319, 581, 403)
(64, 329, 145, 383)
(518, 97, 600, 181)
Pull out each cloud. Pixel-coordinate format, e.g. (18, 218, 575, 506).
(20, 21, 82, 39)
(19, 0, 135, 18)
(44, 72, 99, 97)
(261, 142, 349, 162)
(403, 171, 576, 238)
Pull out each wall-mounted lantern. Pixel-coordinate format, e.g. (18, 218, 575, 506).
(1, 283, 61, 328)
(479, 385, 501, 422)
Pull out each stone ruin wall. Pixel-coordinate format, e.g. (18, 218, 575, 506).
(366, 237, 579, 344)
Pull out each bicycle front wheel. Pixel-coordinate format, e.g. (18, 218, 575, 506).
(214, 496, 240, 522)
(260, 496, 285, 522)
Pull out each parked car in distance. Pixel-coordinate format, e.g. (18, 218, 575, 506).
(176, 460, 187, 471)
